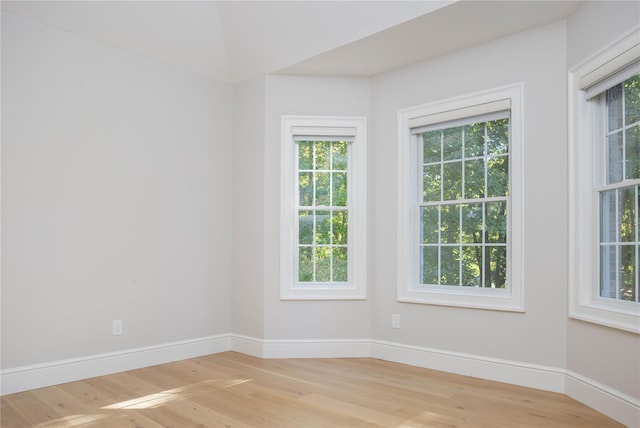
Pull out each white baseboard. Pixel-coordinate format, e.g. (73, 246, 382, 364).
(0, 334, 231, 395)
(262, 338, 371, 359)
(231, 334, 264, 358)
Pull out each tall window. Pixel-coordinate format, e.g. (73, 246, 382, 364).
(569, 27, 640, 334)
(281, 117, 367, 300)
(397, 85, 524, 312)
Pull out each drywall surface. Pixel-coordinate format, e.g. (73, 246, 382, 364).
(371, 21, 568, 368)
(262, 75, 373, 340)
(1, 12, 233, 368)
(565, 1, 640, 401)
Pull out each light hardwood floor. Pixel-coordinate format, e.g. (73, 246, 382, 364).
(0, 351, 623, 427)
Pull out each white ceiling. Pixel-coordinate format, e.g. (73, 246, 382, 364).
(1, 1, 582, 84)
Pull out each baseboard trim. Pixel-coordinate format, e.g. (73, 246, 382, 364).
(262, 338, 371, 359)
(0, 334, 231, 395)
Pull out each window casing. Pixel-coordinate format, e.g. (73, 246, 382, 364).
(280, 116, 367, 300)
(397, 85, 524, 311)
(569, 27, 640, 334)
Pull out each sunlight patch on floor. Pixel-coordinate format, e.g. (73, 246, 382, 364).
(35, 413, 107, 427)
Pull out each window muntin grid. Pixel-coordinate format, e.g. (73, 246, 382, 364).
(418, 119, 509, 289)
(599, 74, 640, 302)
(296, 140, 349, 283)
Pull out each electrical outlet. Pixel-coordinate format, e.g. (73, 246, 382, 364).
(113, 320, 123, 336)
(392, 314, 400, 329)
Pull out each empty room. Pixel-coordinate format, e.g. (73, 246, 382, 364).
(1, 1, 639, 427)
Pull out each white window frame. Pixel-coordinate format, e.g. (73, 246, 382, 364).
(280, 116, 367, 300)
(397, 84, 525, 312)
(568, 26, 640, 334)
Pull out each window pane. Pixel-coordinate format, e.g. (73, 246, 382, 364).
(625, 74, 640, 126)
(485, 246, 507, 288)
(299, 172, 313, 206)
(487, 155, 508, 197)
(421, 246, 439, 285)
(600, 190, 617, 243)
(440, 204, 460, 244)
(315, 246, 331, 282)
(440, 246, 460, 285)
(625, 125, 640, 180)
(315, 210, 331, 244)
(464, 123, 485, 158)
(443, 161, 462, 200)
(315, 172, 330, 206)
(620, 244, 636, 301)
(298, 141, 313, 170)
(461, 245, 482, 287)
(607, 83, 623, 132)
(607, 131, 624, 184)
(333, 247, 348, 282)
(423, 131, 441, 164)
(487, 119, 509, 155)
(461, 203, 483, 244)
(486, 201, 507, 243)
(464, 158, 485, 199)
(600, 245, 617, 298)
(421, 206, 439, 244)
(315, 141, 331, 170)
(332, 172, 347, 206)
(423, 164, 441, 202)
(443, 127, 462, 161)
(620, 187, 636, 242)
(299, 210, 313, 245)
(332, 211, 348, 245)
(299, 247, 313, 282)
(332, 141, 348, 171)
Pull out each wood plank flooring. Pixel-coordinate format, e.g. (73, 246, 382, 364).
(0, 351, 623, 427)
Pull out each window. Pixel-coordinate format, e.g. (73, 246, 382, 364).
(280, 116, 367, 300)
(397, 85, 524, 311)
(569, 27, 640, 333)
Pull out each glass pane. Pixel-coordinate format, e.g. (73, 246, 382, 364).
(332, 172, 347, 206)
(624, 74, 640, 126)
(625, 125, 640, 180)
(464, 158, 485, 199)
(620, 245, 636, 301)
(315, 210, 331, 245)
(421, 246, 438, 285)
(600, 190, 617, 243)
(298, 247, 313, 282)
(440, 246, 460, 285)
(464, 123, 485, 158)
(332, 141, 348, 170)
(607, 83, 623, 132)
(315, 141, 331, 170)
(299, 141, 313, 170)
(423, 164, 441, 202)
(486, 201, 507, 243)
(620, 187, 636, 242)
(298, 172, 313, 206)
(333, 247, 348, 282)
(315, 246, 331, 282)
(423, 131, 441, 164)
(298, 210, 313, 245)
(461, 245, 482, 287)
(443, 127, 463, 161)
(440, 204, 460, 244)
(442, 161, 462, 200)
(607, 131, 623, 184)
(485, 246, 507, 288)
(461, 203, 483, 244)
(487, 119, 509, 155)
(600, 245, 617, 298)
(315, 172, 330, 206)
(332, 211, 348, 245)
(421, 206, 439, 244)
(487, 155, 508, 197)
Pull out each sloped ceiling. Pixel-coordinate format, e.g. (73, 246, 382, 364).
(1, 1, 582, 84)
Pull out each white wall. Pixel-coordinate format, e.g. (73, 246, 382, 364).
(371, 21, 568, 368)
(565, 0, 640, 402)
(1, 12, 233, 368)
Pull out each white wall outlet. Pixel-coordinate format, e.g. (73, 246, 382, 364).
(112, 319, 123, 335)
(392, 314, 400, 329)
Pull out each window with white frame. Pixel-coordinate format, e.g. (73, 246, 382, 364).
(397, 85, 524, 312)
(569, 27, 640, 333)
(280, 116, 367, 300)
